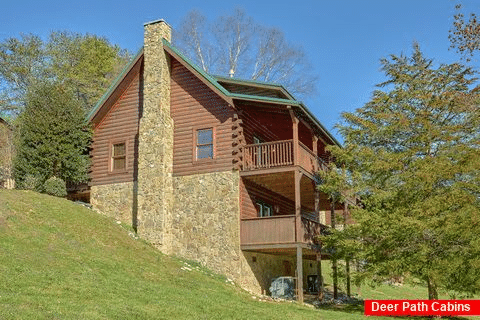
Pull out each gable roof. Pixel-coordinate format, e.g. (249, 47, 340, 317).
(87, 40, 340, 146)
(86, 48, 144, 124)
(0, 117, 12, 130)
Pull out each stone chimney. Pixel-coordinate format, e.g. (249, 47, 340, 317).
(136, 19, 174, 252)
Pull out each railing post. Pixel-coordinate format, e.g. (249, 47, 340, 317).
(294, 169, 302, 242)
(288, 107, 299, 166)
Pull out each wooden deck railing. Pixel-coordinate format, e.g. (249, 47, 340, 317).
(300, 216, 325, 244)
(243, 139, 293, 170)
(242, 139, 327, 173)
(240, 214, 325, 246)
(241, 215, 296, 245)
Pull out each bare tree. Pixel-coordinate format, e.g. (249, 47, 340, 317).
(449, 4, 480, 61)
(174, 9, 317, 97)
(174, 10, 219, 73)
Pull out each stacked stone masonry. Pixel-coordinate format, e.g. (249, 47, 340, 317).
(136, 20, 174, 249)
(90, 182, 137, 224)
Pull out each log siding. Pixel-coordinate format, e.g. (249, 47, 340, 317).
(170, 58, 235, 176)
(90, 67, 142, 186)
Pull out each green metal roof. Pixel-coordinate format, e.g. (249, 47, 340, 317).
(213, 75, 297, 101)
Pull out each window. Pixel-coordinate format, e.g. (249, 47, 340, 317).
(111, 142, 126, 171)
(253, 135, 263, 145)
(256, 201, 273, 217)
(196, 128, 214, 160)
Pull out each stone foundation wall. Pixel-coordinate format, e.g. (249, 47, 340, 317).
(169, 170, 322, 296)
(90, 182, 137, 225)
(240, 252, 295, 294)
(171, 171, 242, 281)
(240, 251, 320, 295)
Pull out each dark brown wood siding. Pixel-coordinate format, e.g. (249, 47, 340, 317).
(239, 105, 291, 144)
(241, 178, 296, 219)
(171, 58, 235, 176)
(90, 65, 142, 186)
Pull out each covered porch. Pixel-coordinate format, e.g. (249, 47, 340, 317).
(239, 167, 340, 301)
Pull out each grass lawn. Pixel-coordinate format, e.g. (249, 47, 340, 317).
(0, 190, 475, 319)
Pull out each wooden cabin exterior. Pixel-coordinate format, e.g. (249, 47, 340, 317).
(86, 20, 347, 301)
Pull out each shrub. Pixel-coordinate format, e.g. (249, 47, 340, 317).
(43, 176, 67, 197)
(20, 174, 41, 191)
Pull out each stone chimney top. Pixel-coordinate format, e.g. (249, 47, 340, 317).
(144, 18, 171, 42)
(143, 18, 171, 28)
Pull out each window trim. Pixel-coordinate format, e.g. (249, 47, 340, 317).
(108, 140, 128, 173)
(193, 126, 216, 163)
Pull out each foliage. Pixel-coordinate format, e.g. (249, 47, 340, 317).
(43, 176, 67, 197)
(320, 44, 480, 299)
(0, 31, 130, 115)
(13, 82, 91, 188)
(18, 173, 41, 191)
(449, 4, 480, 61)
(46, 31, 130, 110)
(174, 8, 317, 97)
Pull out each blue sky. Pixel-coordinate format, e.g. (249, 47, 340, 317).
(1, 0, 476, 141)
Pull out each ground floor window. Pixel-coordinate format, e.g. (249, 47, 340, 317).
(256, 201, 273, 217)
(111, 142, 126, 171)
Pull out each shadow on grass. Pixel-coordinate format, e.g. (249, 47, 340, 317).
(313, 299, 365, 317)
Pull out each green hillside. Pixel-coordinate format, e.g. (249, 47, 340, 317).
(0, 189, 444, 319)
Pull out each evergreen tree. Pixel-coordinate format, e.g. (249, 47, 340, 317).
(13, 82, 91, 188)
(320, 45, 480, 299)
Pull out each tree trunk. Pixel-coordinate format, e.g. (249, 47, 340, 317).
(346, 258, 351, 298)
(330, 197, 338, 299)
(427, 277, 438, 300)
(317, 252, 324, 300)
(332, 257, 338, 299)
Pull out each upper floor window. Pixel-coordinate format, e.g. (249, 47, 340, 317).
(196, 128, 214, 160)
(111, 142, 126, 171)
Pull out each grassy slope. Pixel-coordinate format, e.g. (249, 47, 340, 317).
(1, 190, 379, 319)
(0, 190, 470, 319)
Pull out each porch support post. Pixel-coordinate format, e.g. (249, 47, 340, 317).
(312, 136, 319, 171)
(294, 169, 302, 242)
(296, 245, 304, 303)
(314, 187, 320, 225)
(312, 136, 318, 156)
(317, 252, 323, 300)
(288, 107, 300, 166)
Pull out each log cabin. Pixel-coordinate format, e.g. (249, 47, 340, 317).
(86, 19, 346, 301)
